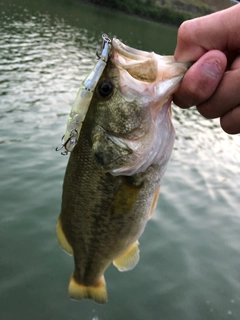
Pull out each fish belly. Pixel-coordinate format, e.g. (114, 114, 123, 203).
(57, 121, 161, 303)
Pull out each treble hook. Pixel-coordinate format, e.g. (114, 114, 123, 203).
(55, 129, 78, 155)
(55, 135, 70, 155)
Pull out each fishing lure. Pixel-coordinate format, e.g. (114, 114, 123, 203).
(56, 34, 112, 155)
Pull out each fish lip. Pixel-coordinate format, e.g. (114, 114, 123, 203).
(112, 38, 153, 61)
(111, 38, 189, 91)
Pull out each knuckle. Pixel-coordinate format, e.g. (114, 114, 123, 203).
(177, 20, 194, 43)
(178, 21, 190, 38)
(197, 98, 220, 119)
(197, 103, 213, 119)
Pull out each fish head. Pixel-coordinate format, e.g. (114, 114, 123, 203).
(91, 38, 189, 176)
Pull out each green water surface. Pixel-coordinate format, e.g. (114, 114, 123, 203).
(0, 1, 240, 319)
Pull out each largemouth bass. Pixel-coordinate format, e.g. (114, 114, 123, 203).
(56, 34, 189, 304)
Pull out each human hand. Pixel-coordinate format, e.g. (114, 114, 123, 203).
(173, 4, 240, 134)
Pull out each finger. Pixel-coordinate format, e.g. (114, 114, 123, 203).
(197, 68, 240, 119)
(220, 105, 240, 134)
(231, 55, 240, 70)
(174, 5, 240, 63)
(220, 55, 240, 134)
(173, 50, 227, 109)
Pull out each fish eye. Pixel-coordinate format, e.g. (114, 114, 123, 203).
(98, 81, 113, 98)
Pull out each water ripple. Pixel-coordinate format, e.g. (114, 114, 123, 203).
(0, 1, 240, 320)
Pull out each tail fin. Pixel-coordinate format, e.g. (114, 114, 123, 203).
(68, 274, 108, 304)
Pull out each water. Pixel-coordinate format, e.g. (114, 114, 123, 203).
(1, 0, 240, 319)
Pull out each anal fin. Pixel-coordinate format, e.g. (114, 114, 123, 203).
(113, 240, 140, 272)
(68, 274, 108, 304)
(56, 217, 73, 255)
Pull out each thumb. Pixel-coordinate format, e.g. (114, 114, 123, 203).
(173, 50, 227, 109)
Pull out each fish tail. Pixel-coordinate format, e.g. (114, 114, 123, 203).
(68, 274, 108, 304)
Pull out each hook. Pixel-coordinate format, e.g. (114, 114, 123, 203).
(55, 129, 78, 155)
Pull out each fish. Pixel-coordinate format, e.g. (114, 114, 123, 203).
(56, 34, 189, 304)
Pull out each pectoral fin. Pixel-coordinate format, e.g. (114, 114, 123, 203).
(148, 186, 160, 220)
(56, 217, 73, 255)
(68, 274, 107, 304)
(113, 241, 140, 272)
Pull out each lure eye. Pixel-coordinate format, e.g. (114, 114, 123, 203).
(98, 81, 113, 98)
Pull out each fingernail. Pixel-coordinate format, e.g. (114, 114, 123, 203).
(202, 60, 223, 78)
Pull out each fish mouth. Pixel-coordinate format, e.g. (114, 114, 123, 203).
(112, 38, 159, 83)
(112, 38, 156, 61)
(111, 38, 189, 93)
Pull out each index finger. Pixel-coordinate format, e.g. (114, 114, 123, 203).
(174, 5, 240, 62)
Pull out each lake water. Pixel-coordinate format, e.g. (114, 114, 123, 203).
(1, 0, 240, 319)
